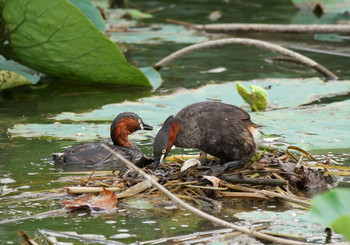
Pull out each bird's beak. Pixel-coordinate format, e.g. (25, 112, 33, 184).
(141, 122, 153, 131)
(152, 153, 165, 170)
(152, 159, 160, 170)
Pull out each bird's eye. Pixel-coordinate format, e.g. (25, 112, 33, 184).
(138, 119, 142, 124)
(162, 149, 166, 154)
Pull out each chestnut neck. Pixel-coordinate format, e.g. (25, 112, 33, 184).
(163, 116, 181, 152)
(111, 118, 139, 147)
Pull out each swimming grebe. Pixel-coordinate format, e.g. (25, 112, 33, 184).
(53, 112, 153, 171)
(153, 101, 259, 171)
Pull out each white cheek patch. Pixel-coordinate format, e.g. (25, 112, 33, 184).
(248, 126, 260, 141)
(139, 123, 144, 130)
(160, 153, 165, 163)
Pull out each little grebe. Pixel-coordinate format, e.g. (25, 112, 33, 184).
(153, 101, 259, 171)
(53, 112, 153, 171)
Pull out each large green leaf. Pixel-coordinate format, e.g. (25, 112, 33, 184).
(310, 188, 350, 240)
(0, 0, 150, 86)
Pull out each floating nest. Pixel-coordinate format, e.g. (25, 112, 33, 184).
(67, 146, 345, 210)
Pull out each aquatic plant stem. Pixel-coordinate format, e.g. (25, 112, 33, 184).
(101, 144, 309, 245)
(153, 38, 337, 80)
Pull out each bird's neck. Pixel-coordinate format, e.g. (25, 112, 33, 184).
(167, 121, 180, 152)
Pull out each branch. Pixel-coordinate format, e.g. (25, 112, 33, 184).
(223, 175, 288, 186)
(192, 23, 350, 34)
(224, 183, 311, 207)
(153, 38, 337, 80)
(101, 144, 310, 245)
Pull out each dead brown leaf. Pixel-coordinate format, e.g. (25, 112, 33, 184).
(203, 176, 221, 187)
(62, 189, 117, 211)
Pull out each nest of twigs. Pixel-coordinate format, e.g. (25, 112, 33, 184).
(87, 146, 339, 210)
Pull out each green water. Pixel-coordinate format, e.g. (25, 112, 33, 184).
(1, 0, 350, 243)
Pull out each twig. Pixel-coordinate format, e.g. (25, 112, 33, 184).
(101, 144, 310, 245)
(137, 228, 234, 245)
(220, 191, 269, 200)
(186, 185, 228, 190)
(38, 229, 125, 245)
(286, 146, 318, 162)
(224, 183, 311, 207)
(223, 175, 288, 186)
(166, 18, 196, 27)
(153, 38, 337, 80)
(290, 46, 350, 58)
(67, 187, 121, 194)
(116, 177, 158, 199)
(18, 230, 39, 245)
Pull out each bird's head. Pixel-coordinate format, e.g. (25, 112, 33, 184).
(152, 116, 180, 169)
(110, 112, 153, 147)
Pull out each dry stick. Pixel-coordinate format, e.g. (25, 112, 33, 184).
(138, 228, 234, 245)
(223, 175, 287, 186)
(153, 38, 337, 80)
(166, 19, 350, 34)
(67, 187, 121, 194)
(101, 144, 309, 245)
(224, 183, 311, 207)
(267, 56, 339, 78)
(192, 23, 350, 34)
(39, 229, 125, 245)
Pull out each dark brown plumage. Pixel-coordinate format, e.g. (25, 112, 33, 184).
(153, 101, 259, 170)
(52, 112, 153, 171)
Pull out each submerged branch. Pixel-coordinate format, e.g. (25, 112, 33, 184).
(153, 38, 337, 80)
(101, 144, 310, 245)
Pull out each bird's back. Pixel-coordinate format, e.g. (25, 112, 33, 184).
(174, 101, 258, 162)
(53, 142, 149, 171)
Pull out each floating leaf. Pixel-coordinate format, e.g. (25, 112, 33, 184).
(124, 199, 153, 210)
(8, 78, 350, 152)
(235, 210, 324, 238)
(310, 188, 350, 240)
(0, 70, 34, 90)
(121, 9, 153, 20)
(69, 0, 105, 32)
(8, 123, 150, 142)
(0, 56, 40, 86)
(0, 0, 150, 86)
(108, 24, 208, 44)
(140, 67, 163, 90)
(62, 189, 117, 211)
